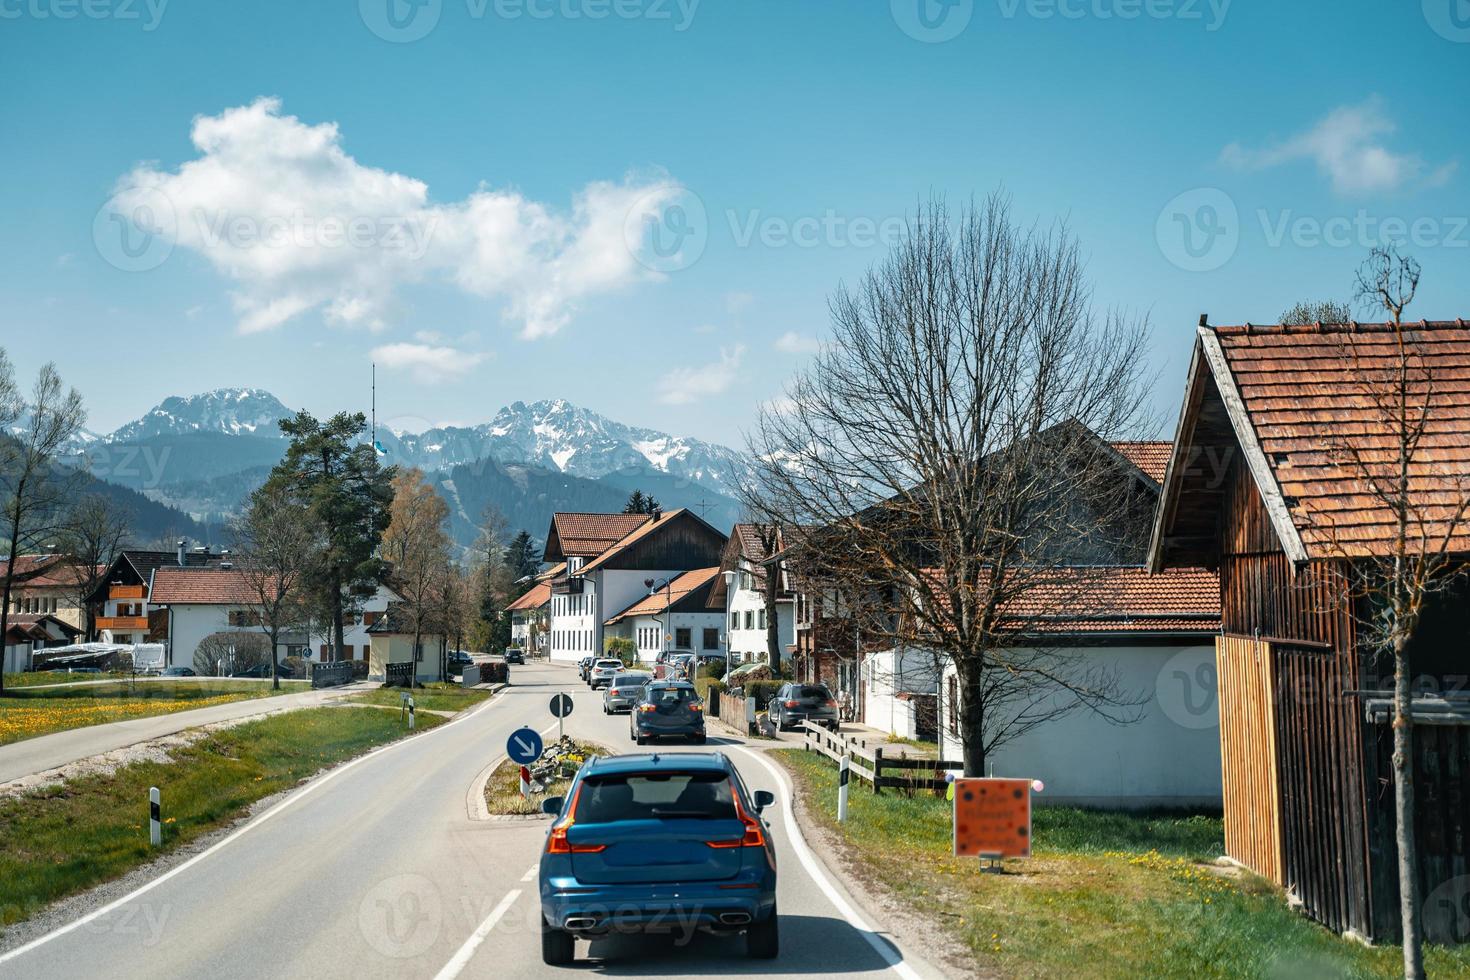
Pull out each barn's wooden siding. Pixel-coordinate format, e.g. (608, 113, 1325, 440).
(1216, 635, 1283, 884)
(1217, 460, 1373, 938)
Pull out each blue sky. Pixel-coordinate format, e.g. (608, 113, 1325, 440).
(1, 0, 1466, 446)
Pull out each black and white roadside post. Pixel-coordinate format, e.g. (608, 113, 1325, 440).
(149, 787, 161, 846)
(407, 695, 416, 730)
(837, 754, 850, 823)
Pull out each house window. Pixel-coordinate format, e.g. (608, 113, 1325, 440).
(703, 628, 719, 650)
(675, 627, 691, 649)
(758, 608, 767, 630)
(729, 612, 738, 632)
(742, 611, 753, 630)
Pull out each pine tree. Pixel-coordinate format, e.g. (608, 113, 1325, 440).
(624, 490, 660, 514)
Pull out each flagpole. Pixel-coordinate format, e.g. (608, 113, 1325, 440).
(371, 361, 376, 449)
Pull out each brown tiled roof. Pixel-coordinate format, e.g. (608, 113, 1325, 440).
(506, 580, 552, 612)
(604, 567, 722, 625)
(547, 513, 652, 559)
(578, 509, 726, 576)
(1212, 320, 1470, 557)
(0, 555, 99, 589)
(149, 567, 261, 605)
(923, 566, 1220, 636)
(1111, 441, 1172, 484)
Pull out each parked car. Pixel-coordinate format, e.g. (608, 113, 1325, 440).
(504, 647, 525, 665)
(577, 656, 595, 681)
(446, 650, 475, 675)
(538, 752, 778, 964)
(602, 672, 652, 713)
(161, 666, 196, 677)
(588, 658, 626, 690)
(653, 648, 698, 680)
(770, 683, 839, 731)
(630, 680, 706, 744)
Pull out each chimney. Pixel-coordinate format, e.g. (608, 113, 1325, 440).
(177, 539, 187, 566)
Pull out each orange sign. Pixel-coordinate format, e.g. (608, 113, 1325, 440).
(952, 778, 1032, 858)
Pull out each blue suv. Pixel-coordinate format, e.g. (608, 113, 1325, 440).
(538, 752, 779, 964)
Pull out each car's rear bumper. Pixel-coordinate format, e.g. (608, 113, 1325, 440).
(541, 878, 775, 934)
(604, 697, 638, 711)
(633, 720, 705, 738)
(783, 709, 838, 726)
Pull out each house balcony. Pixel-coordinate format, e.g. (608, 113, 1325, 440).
(96, 616, 150, 631)
(109, 584, 147, 601)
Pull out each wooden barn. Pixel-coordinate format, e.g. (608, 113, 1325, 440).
(1149, 320, 1470, 944)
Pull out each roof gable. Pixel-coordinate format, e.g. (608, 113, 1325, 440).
(604, 566, 723, 624)
(542, 513, 652, 562)
(576, 508, 728, 575)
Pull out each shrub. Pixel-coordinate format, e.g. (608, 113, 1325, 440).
(281, 656, 309, 679)
(603, 636, 637, 667)
(697, 660, 727, 681)
(695, 677, 726, 704)
(743, 679, 785, 711)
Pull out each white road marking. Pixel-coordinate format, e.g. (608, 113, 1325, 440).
(432, 889, 522, 980)
(0, 692, 503, 967)
(732, 746, 925, 980)
(520, 865, 538, 882)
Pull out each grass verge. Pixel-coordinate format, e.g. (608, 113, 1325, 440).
(0, 705, 444, 934)
(484, 740, 608, 816)
(774, 748, 1470, 979)
(347, 683, 493, 714)
(4, 672, 135, 688)
(0, 680, 308, 746)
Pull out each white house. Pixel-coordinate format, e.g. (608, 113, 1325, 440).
(148, 566, 300, 671)
(507, 569, 556, 656)
(86, 543, 227, 646)
(366, 603, 446, 683)
(3, 613, 82, 673)
(933, 566, 1223, 809)
(307, 582, 400, 663)
(541, 510, 727, 664)
(603, 566, 725, 664)
(861, 646, 942, 741)
(711, 524, 796, 667)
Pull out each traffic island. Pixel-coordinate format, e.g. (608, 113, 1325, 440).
(482, 740, 608, 817)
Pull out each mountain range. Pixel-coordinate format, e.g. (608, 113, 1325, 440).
(68, 390, 746, 550)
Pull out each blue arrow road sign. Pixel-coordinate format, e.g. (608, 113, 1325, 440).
(507, 727, 543, 765)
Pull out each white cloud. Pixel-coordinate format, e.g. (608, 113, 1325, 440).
(658, 346, 744, 406)
(113, 98, 684, 339)
(1220, 98, 1451, 195)
(413, 329, 444, 344)
(774, 331, 821, 354)
(371, 342, 488, 384)
(759, 394, 799, 417)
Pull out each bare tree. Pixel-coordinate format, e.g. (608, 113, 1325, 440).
(746, 194, 1155, 776)
(1316, 246, 1470, 979)
(194, 631, 270, 678)
(1280, 299, 1353, 326)
(59, 495, 133, 640)
(382, 468, 451, 686)
(0, 352, 86, 693)
(233, 484, 325, 690)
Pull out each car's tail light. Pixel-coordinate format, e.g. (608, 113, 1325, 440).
(784, 700, 800, 709)
(706, 786, 766, 849)
(638, 704, 657, 713)
(545, 784, 607, 855)
(825, 699, 837, 708)
(689, 703, 703, 712)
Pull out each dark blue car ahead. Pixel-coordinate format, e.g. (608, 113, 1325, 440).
(538, 752, 779, 964)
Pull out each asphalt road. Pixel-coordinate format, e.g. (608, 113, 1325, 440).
(0, 683, 371, 784)
(0, 662, 943, 979)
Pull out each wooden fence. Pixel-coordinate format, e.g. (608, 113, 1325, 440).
(801, 721, 962, 795)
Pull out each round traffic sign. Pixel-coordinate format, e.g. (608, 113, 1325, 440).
(506, 727, 543, 765)
(549, 694, 574, 719)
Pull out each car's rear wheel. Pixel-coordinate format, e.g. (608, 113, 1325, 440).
(690, 732, 706, 745)
(746, 906, 779, 959)
(541, 918, 575, 965)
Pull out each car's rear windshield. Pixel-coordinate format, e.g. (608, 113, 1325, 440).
(798, 685, 832, 699)
(612, 675, 650, 688)
(649, 686, 696, 703)
(595, 660, 622, 667)
(576, 772, 735, 822)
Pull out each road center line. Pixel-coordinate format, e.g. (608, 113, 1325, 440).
(432, 888, 522, 980)
(731, 746, 924, 980)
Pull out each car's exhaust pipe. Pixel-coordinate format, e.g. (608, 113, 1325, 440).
(563, 916, 599, 930)
(719, 912, 752, 926)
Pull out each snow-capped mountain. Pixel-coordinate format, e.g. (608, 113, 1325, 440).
(388, 399, 745, 493)
(107, 388, 295, 442)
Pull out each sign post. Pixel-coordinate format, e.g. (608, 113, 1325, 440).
(519, 765, 532, 800)
(952, 777, 1040, 872)
(549, 693, 574, 744)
